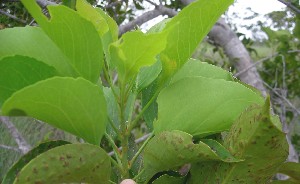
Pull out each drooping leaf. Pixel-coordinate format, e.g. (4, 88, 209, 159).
(143, 130, 241, 181)
(171, 59, 234, 84)
(189, 98, 288, 183)
(0, 26, 74, 76)
(2, 77, 107, 145)
(2, 140, 70, 184)
(277, 162, 300, 181)
(160, 0, 234, 78)
(110, 30, 169, 82)
(136, 60, 162, 92)
(154, 77, 264, 137)
(21, 0, 103, 83)
(0, 55, 57, 107)
(13, 144, 111, 184)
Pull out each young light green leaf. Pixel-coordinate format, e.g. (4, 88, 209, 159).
(154, 77, 264, 137)
(171, 59, 234, 84)
(0, 26, 74, 76)
(189, 98, 288, 183)
(76, 0, 109, 37)
(0, 55, 57, 107)
(2, 77, 107, 145)
(160, 0, 234, 78)
(110, 30, 169, 82)
(21, 0, 103, 83)
(143, 130, 241, 181)
(13, 144, 111, 184)
(2, 140, 70, 184)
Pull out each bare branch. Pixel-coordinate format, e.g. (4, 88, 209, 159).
(0, 9, 27, 24)
(119, 5, 177, 35)
(0, 144, 22, 152)
(0, 116, 31, 154)
(119, 9, 162, 35)
(277, 0, 300, 14)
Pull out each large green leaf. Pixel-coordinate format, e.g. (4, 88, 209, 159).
(110, 30, 169, 82)
(2, 77, 107, 145)
(2, 140, 70, 184)
(21, 0, 103, 83)
(0, 55, 57, 107)
(143, 130, 241, 181)
(0, 26, 74, 76)
(160, 0, 234, 78)
(171, 59, 234, 84)
(189, 99, 288, 183)
(154, 77, 264, 137)
(13, 144, 111, 184)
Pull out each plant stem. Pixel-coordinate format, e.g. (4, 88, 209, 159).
(133, 168, 145, 181)
(107, 117, 121, 137)
(105, 133, 122, 166)
(119, 80, 130, 179)
(129, 132, 153, 169)
(128, 90, 160, 131)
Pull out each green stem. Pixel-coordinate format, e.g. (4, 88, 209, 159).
(109, 180, 117, 184)
(119, 79, 130, 179)
(103, 60, 118, 100)
(129, 132, 153, 169)
(128, 90, 160, 131)
(105, 133, 122, 166)
(133, 168, 145, 181)
(107, 117, 121, 137)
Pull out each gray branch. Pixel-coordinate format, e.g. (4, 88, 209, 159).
(0, 116, 31, 154)
(277, 0, 300, 14)
(0, 9, 27, 24)
(0, 144, 22, 152)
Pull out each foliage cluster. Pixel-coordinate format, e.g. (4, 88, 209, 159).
(1, 0, 300, 183)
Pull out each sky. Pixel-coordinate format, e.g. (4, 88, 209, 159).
(138, 0, 288, 39)
(231, 0, 285, 14)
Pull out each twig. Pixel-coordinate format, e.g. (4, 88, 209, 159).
(277, 0, 300, 14)
(235, 50, 300, 78)
(108, 133, 152, 156)
(0, 116, 31, 154)
(0, 9, 27, 24)
(0, 144, 22, 152)
(262, 81, 300, 115)
(129, 132, 153, 169)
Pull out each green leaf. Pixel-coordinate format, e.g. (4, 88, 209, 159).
(171, 59, 234, 84)
(0, 26, 74, 76)
(21, 0, 103, 83)
(143, 130, 241, 180)
(75, 0, 118, 64)
(278, 162, 300, 181)
(76, 0, 109, 37)
(154, 77, 264, 137)
(2, 77, 107, 145)
(2, 140, 70, 184)
(13, 144, 111, 184)
(189, 98, 288, 183)
(110, 30, 168, 82)
(152, 174, 186, 184)
(136, 60, 162, 92)
(160, 0, 234, 78)
(0, 55, 57, 107)
(147, 19, 171, 34)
